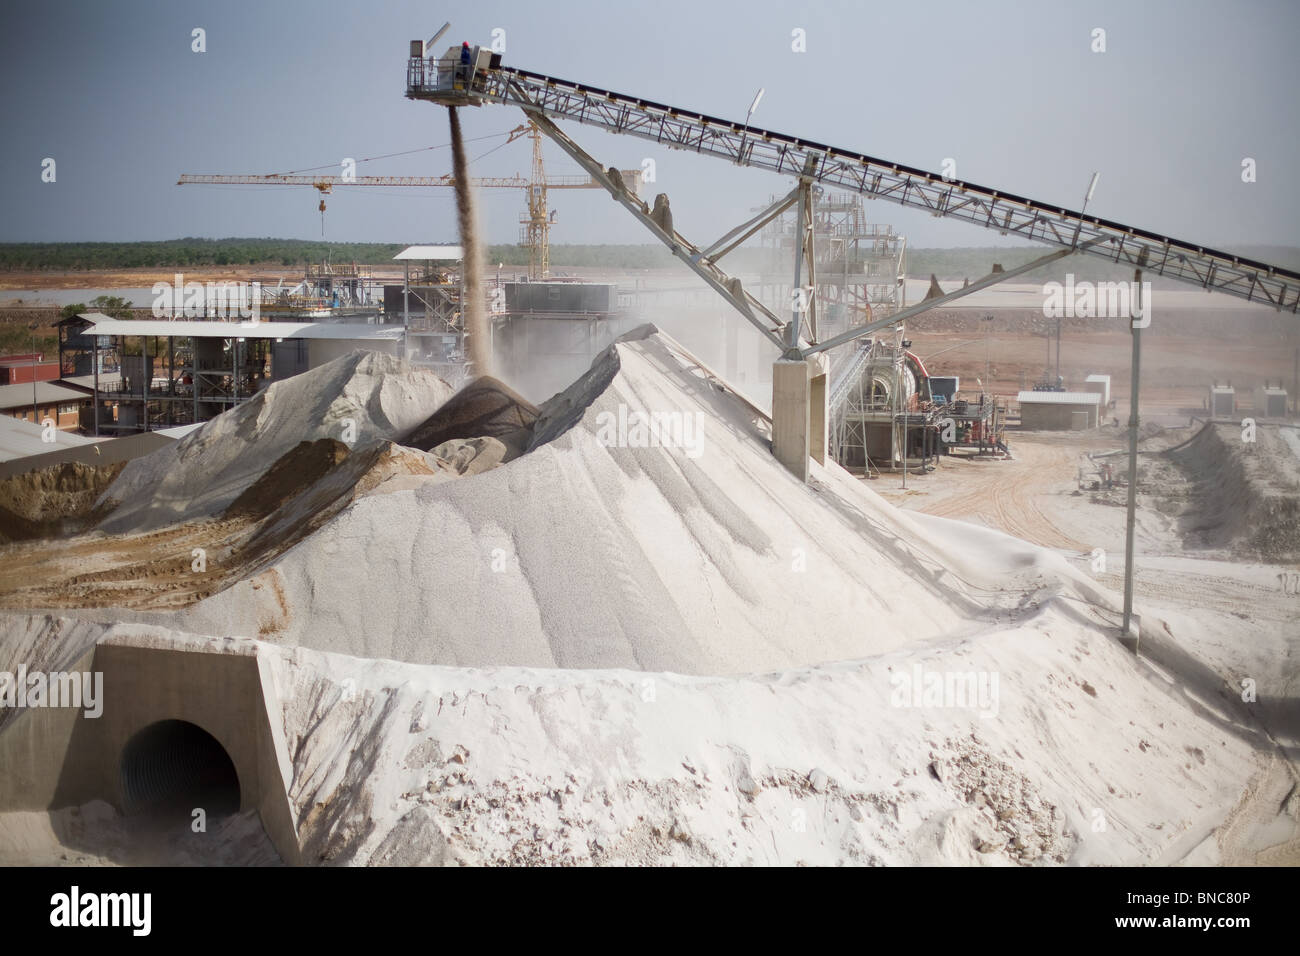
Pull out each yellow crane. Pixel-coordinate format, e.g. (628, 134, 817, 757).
(178, 123, 640, 279)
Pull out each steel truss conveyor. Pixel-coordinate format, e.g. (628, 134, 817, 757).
(407, 56, 1299, 315)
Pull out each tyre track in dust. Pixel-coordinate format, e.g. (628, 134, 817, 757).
(1099, 568, 1292, 621)
(914, 443, 1092, 553)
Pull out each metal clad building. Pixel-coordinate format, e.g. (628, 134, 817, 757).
(1016, 390, 1101, 430)
(503, 282, 616, 315)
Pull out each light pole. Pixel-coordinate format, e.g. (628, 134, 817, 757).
(1121, 260, 1147, 653)
(743, 89, 764, 135)
(740, 88, 764, 165)
(28, 322, 39, 426)
(983, 312, 993, 396)
(1044, 324, 1051, 384)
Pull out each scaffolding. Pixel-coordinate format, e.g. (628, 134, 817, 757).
(757, 190, 906, 340)
(57, 315, 272, 434)
(259, 261, 379, 318)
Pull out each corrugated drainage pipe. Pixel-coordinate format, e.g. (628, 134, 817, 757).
(119, 719, 241, 819)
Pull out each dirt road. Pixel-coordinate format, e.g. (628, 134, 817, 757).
(875, 435, 1102, 553)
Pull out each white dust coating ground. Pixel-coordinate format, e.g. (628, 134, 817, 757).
(0, 615, 1283, 866)
(268, 624, 1282, 866)
(1, 327, 1295, 865)
(95, 351, 452, 533)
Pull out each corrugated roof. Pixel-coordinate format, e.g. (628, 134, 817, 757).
(0, 381, 91, 410)
(1016, 391, 1101, 405)
(0, 427, 174, 478)
(79, 315, 404, 341)
(61, 372, 123, 391)
(393, 244, 463, 261)
(0, 414, 98, 463)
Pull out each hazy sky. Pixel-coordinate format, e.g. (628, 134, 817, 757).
(2, 0, 1296, 253)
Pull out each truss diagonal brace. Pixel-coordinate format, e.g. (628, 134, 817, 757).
(803, 240, 1102, 356)
(701, 187, 800, 261)
(524, 107, 791, 350)
(800, 175, 817, 344)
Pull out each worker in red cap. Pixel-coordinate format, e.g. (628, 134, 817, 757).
(459, 41, 472, 83)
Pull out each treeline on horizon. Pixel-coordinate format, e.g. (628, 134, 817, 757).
(1, 238, 1296, 279)
(0, 239, 674, 271)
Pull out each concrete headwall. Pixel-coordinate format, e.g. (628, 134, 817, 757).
(0, 637, 300, 863)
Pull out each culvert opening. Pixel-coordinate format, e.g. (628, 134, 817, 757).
(120, 719, 241, 820)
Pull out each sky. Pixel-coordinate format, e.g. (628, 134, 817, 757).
(1, 0, 1297, 253)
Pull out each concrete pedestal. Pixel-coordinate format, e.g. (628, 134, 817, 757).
(772, 357, 828, 481)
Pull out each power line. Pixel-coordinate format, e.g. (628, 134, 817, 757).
(268, 129, 517, 177)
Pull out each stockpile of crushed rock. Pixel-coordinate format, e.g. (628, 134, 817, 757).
(0, 460, 125, 544)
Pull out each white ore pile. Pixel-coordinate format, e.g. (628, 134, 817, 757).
(152, 326, 1094, 674)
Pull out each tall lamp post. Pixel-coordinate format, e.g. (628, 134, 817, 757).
(28, 322, 39, 426)
(983, 312, 993, 393)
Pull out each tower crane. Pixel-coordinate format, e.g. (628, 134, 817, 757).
(178, 122, 641, 279)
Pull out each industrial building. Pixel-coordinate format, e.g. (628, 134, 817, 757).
(1016, 390, 1101, 430)
(57, 314, 403, 435)
(39, 252, 476, 436)
(826, 338, 1006, 471)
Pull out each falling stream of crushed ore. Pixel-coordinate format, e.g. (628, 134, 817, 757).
(448, 107, 492, 376)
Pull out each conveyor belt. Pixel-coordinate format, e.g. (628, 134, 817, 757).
(407, 58, 1300, 313)
(828, 346, 871, 412)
